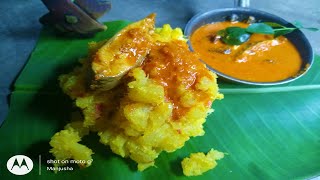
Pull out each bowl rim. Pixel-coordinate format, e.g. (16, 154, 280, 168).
(184, 7, 314, 86)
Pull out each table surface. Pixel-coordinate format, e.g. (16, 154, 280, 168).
(0, 0, 319, 124)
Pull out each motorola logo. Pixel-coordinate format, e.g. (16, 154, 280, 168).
(7, 155, 33, 175)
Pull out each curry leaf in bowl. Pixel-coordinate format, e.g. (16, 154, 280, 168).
(246, 23, 274, 34)
(218, 22, 318, 45)
(218, 27, 251, 45)
(293, 21, 319, 31)
(273, 28, 296, 37)
(263, 22, 286, 28)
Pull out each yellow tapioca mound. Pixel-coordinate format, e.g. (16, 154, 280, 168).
(49, 15, 223, 171)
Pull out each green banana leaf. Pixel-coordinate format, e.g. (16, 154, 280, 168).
(1, 20, 319, 179)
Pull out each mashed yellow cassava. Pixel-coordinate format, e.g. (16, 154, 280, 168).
(181, 149, 224, 176)
(49, 14, 223, 172)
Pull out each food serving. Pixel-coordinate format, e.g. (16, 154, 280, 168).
(49, 14, 224, 174)
(181, 149, 224, 176)
(190, 21, 303, 83)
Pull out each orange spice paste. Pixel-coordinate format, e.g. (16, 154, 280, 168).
(143, 40, 214, 120)
(190, 21, 303, 82)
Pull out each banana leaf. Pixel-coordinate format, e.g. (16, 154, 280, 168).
(0, 20, 319, 179)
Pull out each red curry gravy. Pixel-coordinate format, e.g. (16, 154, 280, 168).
(190, 21, 302, 82)
(143, 40, 213, 120)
